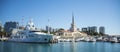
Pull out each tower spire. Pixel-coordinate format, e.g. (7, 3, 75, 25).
(70, 12, 77, 32)
(72, 12, 74, 25)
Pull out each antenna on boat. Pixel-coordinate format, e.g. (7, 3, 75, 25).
(30, 18, 32, 24)
(21, 16, 24, 27)
(16, 21, 19, 29)
(29, 18, 33, 25)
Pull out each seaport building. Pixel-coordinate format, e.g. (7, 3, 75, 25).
(56, 14, 87, 39)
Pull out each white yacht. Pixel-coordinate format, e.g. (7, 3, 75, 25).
(8, 20, 53, 43)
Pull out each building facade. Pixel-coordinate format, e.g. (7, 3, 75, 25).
(81, 26, 99, 35)
(56, 14, 87, 39)
(88, 26, 97, 33)
(99, 26, 105, 35)
(4, 21, 19, 36)
(82, 28, 88, 32)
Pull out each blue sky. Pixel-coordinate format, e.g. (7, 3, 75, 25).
(0, 0, 120, 35)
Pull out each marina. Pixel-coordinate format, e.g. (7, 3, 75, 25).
(0, 0, 120, 52)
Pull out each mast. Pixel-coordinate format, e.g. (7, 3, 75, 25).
(22, 16, 24, 27)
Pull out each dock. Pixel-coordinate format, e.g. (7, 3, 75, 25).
(0, 37, 8, 41)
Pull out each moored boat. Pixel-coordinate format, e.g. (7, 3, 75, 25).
(8, 20, 53, 43)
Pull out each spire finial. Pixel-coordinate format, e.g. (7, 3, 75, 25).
(72, 12, 74, 24)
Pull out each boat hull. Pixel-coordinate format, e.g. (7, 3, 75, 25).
(8, 35, 53, 43)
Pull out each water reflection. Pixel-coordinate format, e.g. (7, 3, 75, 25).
(70, 42, 76, 52)
(0, 42, 120, 52)
(0, 42, 52, 52)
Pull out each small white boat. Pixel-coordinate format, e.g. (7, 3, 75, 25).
(110, 37, 118, 43)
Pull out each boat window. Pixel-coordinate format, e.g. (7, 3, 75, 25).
(21, 36, 23, 38)
(26, 36, 28, 38)
(32, 25, 34, 27)
(44, 38, 47, 41)
(29, 35, 34, 37)
(21, 32, 24, 34)
(18, 32, 24, 34)
(29, 31, 41, 33)
(28, 25, 30, 27)
(14, 36, 19, 38)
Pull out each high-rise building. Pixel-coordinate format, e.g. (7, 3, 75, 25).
(4, 21, 19, 35)
(49, 27, 52, 32)
(46, 26, 53, 33)
(99, 26, 105, 35)
(46, 26, 49, 32)
(88, 26, 97, 33)
(81, 26, 97, 35)
(81, 28, 88, 32)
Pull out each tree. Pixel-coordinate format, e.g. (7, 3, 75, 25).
(0, 26, 2, 31)
(0, 30, 7, 37)
(99, 33, 105, 36)
(58, 28, 64, 32)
